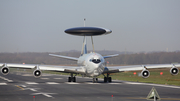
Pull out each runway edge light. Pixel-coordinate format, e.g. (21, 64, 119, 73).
(33, 96, 35, 101)
(146, 87, 161, 101)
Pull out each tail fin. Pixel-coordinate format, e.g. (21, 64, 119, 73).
(81, 36, 87, 55)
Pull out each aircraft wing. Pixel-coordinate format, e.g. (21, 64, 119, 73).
(104, 64, 180, 73)
(0, 63, 85, 76)
(39, 65, 85, 74)
(0, 63, 35, 69)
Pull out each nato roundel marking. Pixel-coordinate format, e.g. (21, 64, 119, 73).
(64, 27, 111, 36)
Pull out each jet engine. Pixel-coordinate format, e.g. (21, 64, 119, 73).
(170, 67, 179, 75)
(33, 69, 42, 78)
(141, 69, 150, 78)
(1, 67, 9, 75)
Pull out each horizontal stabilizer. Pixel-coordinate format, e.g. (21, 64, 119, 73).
(103, 54, 119, 59)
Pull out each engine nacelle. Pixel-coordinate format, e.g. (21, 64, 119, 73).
(170, 67, 179, 75)
(1, 67, 10, 75)
(33, 70, 42, 78)
(141, 69, 150, 78)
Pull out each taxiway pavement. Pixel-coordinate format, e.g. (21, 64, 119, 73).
(0, 71, 180, 101)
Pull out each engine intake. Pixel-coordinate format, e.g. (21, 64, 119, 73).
(33, 70, 42, 78)
(170, 67, 179, 75)
(141, 69, 150, 78)
(1, 67, 10, 75)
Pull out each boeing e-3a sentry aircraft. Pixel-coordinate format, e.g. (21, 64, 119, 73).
(0, 27, 180, 83)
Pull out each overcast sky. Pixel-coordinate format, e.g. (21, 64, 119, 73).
(0, 0, 180, 53)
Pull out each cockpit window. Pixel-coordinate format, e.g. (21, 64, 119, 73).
(91, 59, 101, 64)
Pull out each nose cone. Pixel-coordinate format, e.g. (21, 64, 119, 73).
(94, 64, 100, 68)
(107, 29, 112, 33)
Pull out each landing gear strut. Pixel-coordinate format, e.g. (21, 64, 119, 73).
(104, 73, 112, 83)
(93, 78, 98, 83)
(68, 73, 76, 82)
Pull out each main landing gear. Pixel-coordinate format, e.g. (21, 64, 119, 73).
(68, 73, 76, 82)
(103, 73, 112, 83)
(92, 78, 98, 83)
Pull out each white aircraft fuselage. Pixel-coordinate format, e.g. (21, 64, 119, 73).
(77, 52, 105, 77)
(65, 27, 112, 77)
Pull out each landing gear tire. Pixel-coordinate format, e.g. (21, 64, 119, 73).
(108, 77, 112, 82)
(104, 73, 112, 83)
(68, 73, 76, 82)
(93, 78, 98, 83)
(96, 78, 98, 83)
(68, 77, 71, 82)
(104, 77, 107, 82)
(104, 77, 111, 82)
(73, 77, 76, 82)
(68, 77, 76, 82)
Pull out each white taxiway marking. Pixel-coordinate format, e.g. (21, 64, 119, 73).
(20, 85, 27, 87)
(42, 74, 53, 76)
(22, 74, 32, 76)
(26, 82, 38, 85)
(43, 94, 53, 98)
(41, 78, 49, 80)
(65, 82, 80, 84)
(125, 82, 180, 89)
(108, 83, 121, 84)
(145, 83, 180, 89)
(31, 92, 57, 98)
(0, 76, 13, 82)
(30, 89, 37, 92)
(125, 82, 144, 85)
(8, 80, 13, 82)
(23, 87, 40, 92)
(86, 83, 100, 84)
(54, 78, 62, 79)
(46, 82, 59, 84)
(0, 83, 7, 85)
(16, 73, 21, 75)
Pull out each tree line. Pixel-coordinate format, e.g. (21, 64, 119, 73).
(0, 51, 180, 65)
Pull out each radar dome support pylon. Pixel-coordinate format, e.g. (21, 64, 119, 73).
(65, 19, 112, 55)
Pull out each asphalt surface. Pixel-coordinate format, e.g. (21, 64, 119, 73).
(0, 71, 180, 101)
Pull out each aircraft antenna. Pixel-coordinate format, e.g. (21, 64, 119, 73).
(81, 18, 87, 55)
(84, 18, 86, 27)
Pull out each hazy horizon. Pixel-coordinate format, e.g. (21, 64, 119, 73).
(1, 0, 180, 53)
(0, 49, 178, 54)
